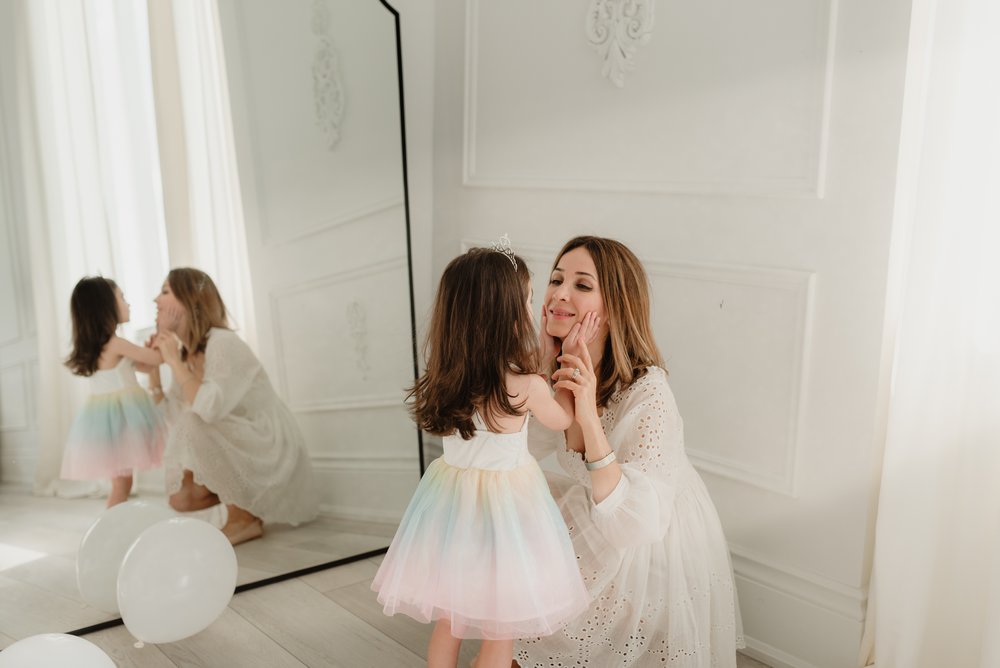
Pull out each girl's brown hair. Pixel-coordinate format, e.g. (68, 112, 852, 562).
(65, 276, 120, 376)
(551, 236, 664, 407)
(409, 248, 537, 439)
(166, 268, 229, 360)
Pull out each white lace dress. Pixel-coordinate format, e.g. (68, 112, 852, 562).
(161, 328, 319, 525)
(515, 367, 744, 667)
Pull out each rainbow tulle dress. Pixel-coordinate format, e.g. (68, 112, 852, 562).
(372, 413, 589, 640)
(61, 358, 166, 480)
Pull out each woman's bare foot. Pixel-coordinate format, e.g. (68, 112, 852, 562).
(169, 470, 220, 511)
(223, 505, 263, 546)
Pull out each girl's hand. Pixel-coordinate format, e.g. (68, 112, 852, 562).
(133, 334, 159, 373)
(538, 306, 559, 370)
(552, 342, 599, 426)
(155, 331, 184, 367)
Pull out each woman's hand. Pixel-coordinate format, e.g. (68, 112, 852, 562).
(562, 312, 601, 359)
(552, 339, 600, 427)
(157, 304, 184, 334)
(155, 331, 184, 368)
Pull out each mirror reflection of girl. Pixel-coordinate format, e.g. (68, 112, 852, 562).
(62, 277, 167, 507)
(146, 268, 318, 546)
(372, 247, 595, 668)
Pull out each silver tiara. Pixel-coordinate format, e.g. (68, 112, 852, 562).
(491, 233, 517, 270)
(197, 273, 207, 291)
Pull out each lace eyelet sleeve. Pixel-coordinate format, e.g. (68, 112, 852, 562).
(190, 329, 262, 424)
(587, 368, 687, 548)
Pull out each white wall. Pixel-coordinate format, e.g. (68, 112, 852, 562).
(0, 0, 40, 486)
(431, 0, 915, 666)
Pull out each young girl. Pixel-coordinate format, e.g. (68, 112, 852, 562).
(371, 246, 593, 668)
(62, 277, 167, 507)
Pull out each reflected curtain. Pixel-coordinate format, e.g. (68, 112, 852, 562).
(23, 0, 168, 496)
(862, 0, 1000, 665)
(147, 0, 257, 350)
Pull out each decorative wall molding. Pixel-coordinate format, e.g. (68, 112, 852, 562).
(312, 451, 418, 473)
(264, 196, 404, 247)
(644, 259, 814, 496)
(731, 543, 865, 668)
(269, 255, 408, 402)
(291, 392, 403, 414)
(462, 0, 838, 197)
(585, 0, 655, 88)
(310, 0, 346, 150)
(729, 543, 866, 622)
(731, 543, 866, 668)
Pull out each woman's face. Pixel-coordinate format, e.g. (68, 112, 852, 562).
(154, 281, 187, 332)
(544, 246, 608, 340)
(114, 286, 130, 324)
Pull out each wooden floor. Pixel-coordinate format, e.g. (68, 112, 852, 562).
(1, 486, 770, 666)
(78, 555, 771, 667)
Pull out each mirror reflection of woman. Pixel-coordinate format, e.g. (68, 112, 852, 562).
(146, 268, 319, 545)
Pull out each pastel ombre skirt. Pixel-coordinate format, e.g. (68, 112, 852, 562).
(372, 417, 589, 640)
(61, 385, 166, 480)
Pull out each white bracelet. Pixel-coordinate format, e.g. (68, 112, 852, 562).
(584, 451, 616, 471)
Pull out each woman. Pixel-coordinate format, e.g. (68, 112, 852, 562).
(516, 237, 744, 667)
(147, 268, 318, 545)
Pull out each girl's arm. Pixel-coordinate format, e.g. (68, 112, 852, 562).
(141, 335, 165, 404)
(524, 374, 574, 431)
(108, 335, 163, 368)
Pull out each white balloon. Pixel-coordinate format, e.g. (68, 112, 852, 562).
(77, 499, 177, 613)
(117, 517, 237, 644)
(0, 633, 115, 668)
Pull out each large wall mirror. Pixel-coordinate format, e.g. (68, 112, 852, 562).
(0, 0, 419, 644)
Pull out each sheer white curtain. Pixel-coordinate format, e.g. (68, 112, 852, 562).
(863, 0, 1000, 665)
(147, 0, 257, 349)
(23, 0, 168, 495)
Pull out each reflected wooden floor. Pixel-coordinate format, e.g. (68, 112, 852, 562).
(0, 485, 395, 646)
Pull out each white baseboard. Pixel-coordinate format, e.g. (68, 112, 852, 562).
(731, 543, 866, 668)
(318, 502, 402, 525)
(742, 637, 825, 668)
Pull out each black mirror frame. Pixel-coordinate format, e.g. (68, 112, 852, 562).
(68, 0, 422, 638)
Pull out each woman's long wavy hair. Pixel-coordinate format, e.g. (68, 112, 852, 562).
(65, 276, 120, 377)
(166, 268, 229, 360)
(409, 248, 537, 439)
(550, 236, 664, 408)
